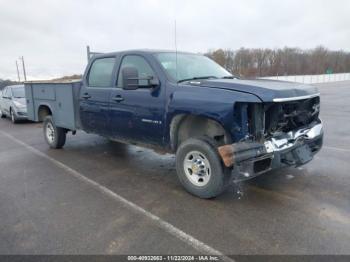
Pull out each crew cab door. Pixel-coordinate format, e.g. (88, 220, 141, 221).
(79, 57, 116, 136)
(109, 55, 165, 145)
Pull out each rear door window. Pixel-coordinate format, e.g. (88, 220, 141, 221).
(88, 57, 116, 87)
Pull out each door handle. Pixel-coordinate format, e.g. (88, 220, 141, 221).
(112, 95, 124, 102)
(81, 93, 91, 99)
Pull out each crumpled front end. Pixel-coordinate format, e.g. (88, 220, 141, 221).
(219, 96, 323, 181)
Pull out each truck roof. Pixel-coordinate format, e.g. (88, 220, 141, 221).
(94, 49, 197, 57)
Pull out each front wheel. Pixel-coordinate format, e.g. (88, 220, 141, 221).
(43, 116, 66, 149)
(175, 137, 231, 199)
(10, 109, 18, 123)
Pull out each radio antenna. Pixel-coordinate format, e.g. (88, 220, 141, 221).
(174, 19, 178, 84)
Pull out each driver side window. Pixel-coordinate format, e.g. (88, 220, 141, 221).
(117, 55, 155, 88)
(3, 88, 11, 98)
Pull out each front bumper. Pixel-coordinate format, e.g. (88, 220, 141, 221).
(14, 108, 28, 120)
(218, 120, 323, 181)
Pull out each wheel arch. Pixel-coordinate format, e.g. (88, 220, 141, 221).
(37, 104, 53, 121)
(169, 114, 232, 151)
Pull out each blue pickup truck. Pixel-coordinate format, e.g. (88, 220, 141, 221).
(25, 50, 323, 198)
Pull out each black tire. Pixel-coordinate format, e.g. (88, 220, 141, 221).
(10, 108, 18, 123)
(0, 110, 5, 118)
(175, 136, 231, 199)
(43, 116, 66, 149)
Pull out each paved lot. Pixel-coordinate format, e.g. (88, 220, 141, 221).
(0, 81, 350, 255)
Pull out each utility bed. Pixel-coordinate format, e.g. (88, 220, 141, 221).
(25, 81, 82, 130)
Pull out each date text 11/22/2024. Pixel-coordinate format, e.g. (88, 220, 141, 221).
(127, 255, 220, 261)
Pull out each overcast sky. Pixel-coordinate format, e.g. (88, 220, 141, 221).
(0, 0, 349, 80)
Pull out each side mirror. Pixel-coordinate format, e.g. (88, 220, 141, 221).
(122, 67, 139, 90)
(122, 66, 160, 90)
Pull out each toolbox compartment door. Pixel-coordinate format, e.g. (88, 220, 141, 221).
(33, 84, 56, 100)
(54, 84, 76, 129)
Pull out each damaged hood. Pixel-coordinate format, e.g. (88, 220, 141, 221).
(199, 79, 319, 102)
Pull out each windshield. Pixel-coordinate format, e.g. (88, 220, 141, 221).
(12, 87, 25, 98)
(155, 53, 232, 82)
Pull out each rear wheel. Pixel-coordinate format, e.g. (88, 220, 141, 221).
(0, 109, 5, 118)
(175, 137, 231, 199)
(43, 116, 66, 149)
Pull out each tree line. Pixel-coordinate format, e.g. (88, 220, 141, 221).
(0, 79, 18, 90)
(205, 46, 350, 78)
(2, 47, 350, 86)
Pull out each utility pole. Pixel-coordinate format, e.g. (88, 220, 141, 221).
(15, 60, 21, 82)
(19, 56, 27, 81)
